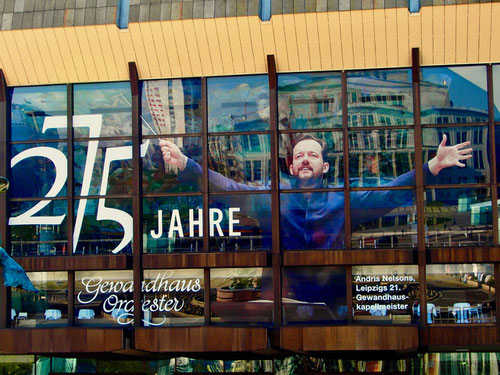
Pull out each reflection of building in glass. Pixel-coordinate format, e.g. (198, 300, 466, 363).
(347, 71, 414, 127)
(144, 80, 186, 136)
(278, 75, 342, 129)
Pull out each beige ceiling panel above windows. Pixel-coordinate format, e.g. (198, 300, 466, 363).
(1, 3, 500, 86)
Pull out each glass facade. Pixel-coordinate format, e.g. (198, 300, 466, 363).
(2, 65, 500, 338)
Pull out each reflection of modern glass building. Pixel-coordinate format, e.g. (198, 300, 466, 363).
(4, 1, 500, 374)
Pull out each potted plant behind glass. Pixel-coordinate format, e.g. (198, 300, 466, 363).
(216, 277, 261, 302)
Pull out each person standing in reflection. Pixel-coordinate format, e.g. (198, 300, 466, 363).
(159, 134, 472, 250)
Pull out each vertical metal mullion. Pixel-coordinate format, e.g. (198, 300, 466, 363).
(0, 69, 10, 329)
(67, 84, 75, 326)
(346, 266, 353, 324)
(496, 263, 500, 341)
(341, 72, 351, 251)
(201, 78, 211, 325)
(487, 65, 499, 246)
(130, 62, 143, 328)
(204, 268, 210, 325)
(68, 271, 75, 326)
(412, 48, 428, 344)
(268, 55, 282, 343)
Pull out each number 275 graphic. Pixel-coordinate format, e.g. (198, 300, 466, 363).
(9, 115, 150, 254)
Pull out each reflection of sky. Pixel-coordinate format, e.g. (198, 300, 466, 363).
(208, 75, 268, 127)
(10, 86, 66, 113)
(422, 67, 488, 113)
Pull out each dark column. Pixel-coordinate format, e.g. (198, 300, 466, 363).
(412, 48, 428, 347)
(267, 55, 282, 347)
(130, 62, 143, 328)
(0, 69, 10, 329)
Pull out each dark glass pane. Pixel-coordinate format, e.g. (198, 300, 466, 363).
(208, 75, 269, 132)
(176, 359, 224, 373)
(279, 132, 344, 189)
(210, 268, 272, 326)
(10, 142, 67, 198)
(10, 200, 67, 257)
(426, 264, 495, 324)
(421, 66, 488, 125)
(74, 198, 133, 255)
(143, 269, 204, 326)
(280, 191, 345, 250)
(11, 272, 68, 328)
(74, 140, 133, 196)
(351, 189, 416, 249)
(143, 196, 203, 253)
(75, 270, 134, 327)
(10, 85, 67, 141)
(347, 69, 413, 127)
(209, 194, 271, 252)
(349, 129, 415, 187)
(0, 356, 34, 375)
(224, 360, 273, 373)
(422, 126, 489, 184)
(143, 137, 202, 193)
(352, 265, 418, 324)
(141, 79, 202, 135)
(425, 188, 492, 247)
(278, 72, 342, 129)
(208, 135, 271, 191)
(282, 266, 347, 325)
(73, 82, 132, 137)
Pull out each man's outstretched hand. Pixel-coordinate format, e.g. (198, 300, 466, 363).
(160, 139, 188, 171)
(428, 134, 473, 176)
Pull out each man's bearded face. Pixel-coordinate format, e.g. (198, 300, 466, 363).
(289, 139, 330, 180)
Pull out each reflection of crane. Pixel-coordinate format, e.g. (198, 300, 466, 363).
(0, 177, 38, 293)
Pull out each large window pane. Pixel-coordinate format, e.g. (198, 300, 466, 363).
(74, 140, 132, 196)
(142, 79, 202, 135)
(426, 264, 496, 324)
(349, 129, 414, 187)
(12, 272, 68, 328)
(208, 134, 271, 190)
(351, 189, 416, 249)
(425, 188, 492, 247)
(10, 142, 67, 198)
(10, 85, 67, 141)
(280, 191, 345, 250)
(143, 196, 203, 253)
(73, 82, 132, 138)
(209, 194, 271, 252)
(143, 137, 202, 194)
(208, 75, 269, 132)
(278, 72, 342, 129)
(282, 266, 347, 325)
(352, 265, 418, 324)
(279, 132, 344, 189)
(210, 268, 272, 326)
(421, 66, 488, 125)
(422, 126, 489, 184)
(347, 69, 413, 127)
(75, 270, 133, 327)
(10, 200, 67, 257)
(74, 198, 133, 255)
(143, 269, 204, 326)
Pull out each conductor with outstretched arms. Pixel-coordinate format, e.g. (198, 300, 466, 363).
(159, 134, 472, 250)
